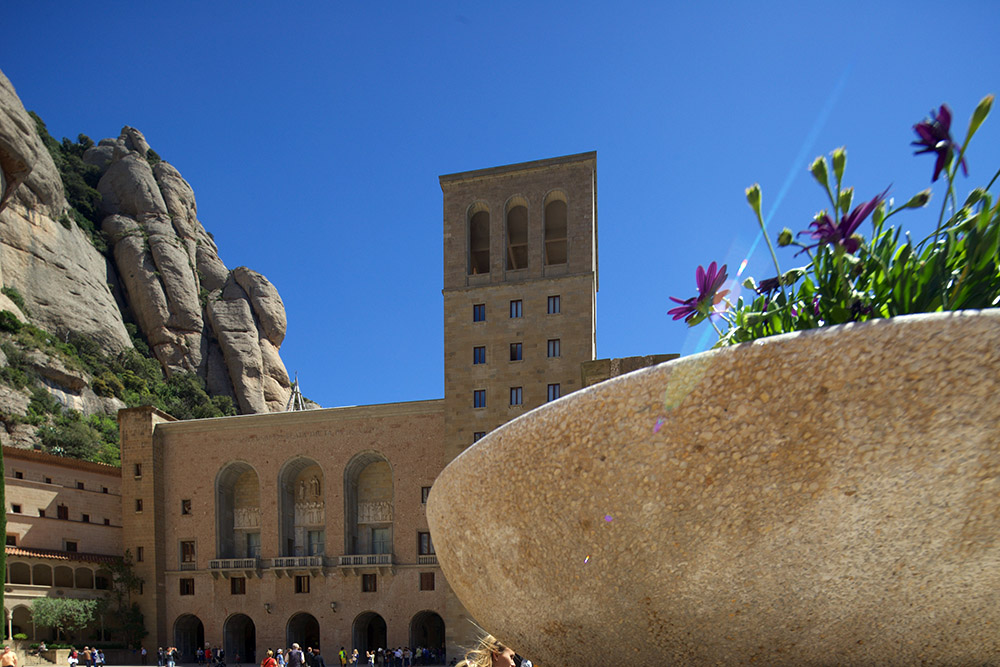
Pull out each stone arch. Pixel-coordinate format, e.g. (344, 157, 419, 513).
(75, 567, 94, 589)
(54, 565, 73, 588)
(285, 612, 320, 650)
(216, 461, 262, 559)
(11, 605, 34, 640)
(351, 612, 386, 658)
(277, 457, 325, 557)
(174, 614, 205, 663)
(343, 452, 393, 555)
(8, 562, 30, 585)
(505, 195, 529, 270)
(543, 190, 568, 266)
(467, 202, 490, 275)
(32, 564, 53, 586)
(409, 610, 445, 653)
(95, 568, 111, 590)
(223, 613, 256, 665)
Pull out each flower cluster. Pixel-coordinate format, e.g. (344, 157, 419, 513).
(670, 94, 998, 347)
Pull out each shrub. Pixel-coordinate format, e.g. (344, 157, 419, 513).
(0, 310, 22, 333)
(1, 286, 29, 314)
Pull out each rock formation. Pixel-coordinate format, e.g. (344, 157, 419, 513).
(0, 67, 294, 417)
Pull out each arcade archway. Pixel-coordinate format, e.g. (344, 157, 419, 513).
(351, 612, 386, 657)
(224, 613, 256, 664)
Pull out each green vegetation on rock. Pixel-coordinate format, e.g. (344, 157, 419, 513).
(28, 111, 106, 252)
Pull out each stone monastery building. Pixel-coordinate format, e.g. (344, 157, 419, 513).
(5, 152, 670, 660)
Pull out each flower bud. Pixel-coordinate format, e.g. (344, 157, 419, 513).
(831, 147, 846, 186)
(968, 94, 994, 139)
(963, 188, 985, 208)
(777, 228, 793, 247)
(809, 156, 829, 189)
(745, 184, 762, 216)
(839, 187, 854, 216)
(904, 189, 932, 209)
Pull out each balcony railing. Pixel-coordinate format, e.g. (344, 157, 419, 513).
(337, 553, 393, 567)
(271, 556, 325, 569)
(179, 562, 197, 571)
(208, 558, 260, 570)
(416, 554, 438, 565)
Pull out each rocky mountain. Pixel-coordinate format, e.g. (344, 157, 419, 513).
(0, 67, 294, 441)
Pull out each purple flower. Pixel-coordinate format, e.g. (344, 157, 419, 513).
(755, 276, 781, 295)
(799, 188, 889, 254)
(912, 104, 968, 182)
(669, 262, 730, 323)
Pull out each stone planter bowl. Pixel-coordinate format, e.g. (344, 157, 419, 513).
(427, 311, 1000, 665)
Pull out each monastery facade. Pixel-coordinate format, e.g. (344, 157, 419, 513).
(6, 152, 669, 660)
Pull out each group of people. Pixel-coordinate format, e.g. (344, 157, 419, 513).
(67, 646, 108, 667)
(346, 646, 441, 666)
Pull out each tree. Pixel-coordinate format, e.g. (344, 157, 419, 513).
(30, 598, 98, 641)
(101, 550, 147, 648)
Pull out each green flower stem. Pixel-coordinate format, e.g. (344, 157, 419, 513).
(985, 167, 1000, 193)
(751, 206, 791, 307)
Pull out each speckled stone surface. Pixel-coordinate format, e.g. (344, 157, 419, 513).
(427, 311, 1000, 666)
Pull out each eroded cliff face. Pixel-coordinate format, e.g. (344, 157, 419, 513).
(0, 68, 293, 416)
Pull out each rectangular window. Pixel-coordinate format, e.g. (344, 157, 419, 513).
(57, 505, 68, 520)
(137, 581, 143, 595)
(362, 573, 377, 593)
(295, 575, 311, 594)
(77, 481, 85, 490)
(81, 514, 90, 523)
(421, 487, 431, 504)
(548, 383, 562, 402)
(135, 499, 143, 512)
(308, 530, 325, 556)
(548, 295, 561, 314)
(134, 463, 142, 478)
(11, 504, 21, 514)
(420, 572, 435, 591)
(65, 540, 78, 552)
(136, 546, 144, 562)
(181, 540, 196, 564)
(472, 304, 486, 322)
(38, 509, 46, 518)
(5, 535, 17, 546)
(473, 431, 485, 442)
(246, 532, 261, 559)
(371, 527, 391, 554)
(510, 300, 523, 318)
(181, 499, 192, 515)
(231, 577, 246, 595)
(44, 477, 52, 484)
(179, 578, 194, 596)
(547, 339, 561, 358)
(510, 387, 523, 406)
(473, 389, 486, 408)
(418, 532, 435, 555)
(473, 346, 486, 365)
(102, 487, 108, 494)
(14, 471, 23, 479)
(509, 342, 522, 361)
(104, 518, 110, 526)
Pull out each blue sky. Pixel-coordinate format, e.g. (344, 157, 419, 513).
(3, 1, 998, 408)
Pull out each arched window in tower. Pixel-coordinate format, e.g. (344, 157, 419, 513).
(468, 205, 490, 275)
(506, 202, 528, 270)
(344, 452, 394, 556)
(277, 458, 325, 557)
(544, 194, 568, 265)
(215, 463, 261, 560)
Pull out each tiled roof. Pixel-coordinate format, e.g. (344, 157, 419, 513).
(4, 545, 121, 564)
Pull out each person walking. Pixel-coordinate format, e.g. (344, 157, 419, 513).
(286, 644, 304, 667)
(311, 648, 326, 667)
(337, 648, 346, 667)
(261, 650, 277, 667)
